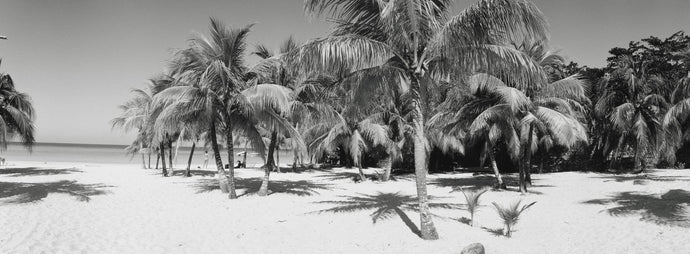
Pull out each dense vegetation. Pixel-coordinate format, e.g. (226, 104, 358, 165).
(112, 0, 690, 240)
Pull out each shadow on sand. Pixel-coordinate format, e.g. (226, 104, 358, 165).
(583, 189, 690, 227)
(193, 178, 332, 197)
(594, 173, 690, 186)
(431, 174, 553, 194)
(311, 192, 461, 238)
(170, 170, 217, 177)
(0, 167, 83, 177)
(0, 180, 111, 204)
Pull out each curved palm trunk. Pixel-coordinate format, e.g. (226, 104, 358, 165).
(276, 147, 281, 173)
(486, 141, 505, 189)
(519, 124, 534, 194)
(186, 142, 196, 177)
(209, 121, 229, 193)
(225, 125, 237, 199)
(265, 131, 278, 172)
(155, 153, 160, 169)
(260, 131, 278, 196)
(160, 142, 168, 177)
(411, 74, 439, 240)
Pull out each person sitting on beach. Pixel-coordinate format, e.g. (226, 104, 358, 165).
(235, 160, 245, 168)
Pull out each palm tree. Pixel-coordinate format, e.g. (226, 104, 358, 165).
(112, 84, 156, 169)
(595, 55, 667, 172)
(294, 0, 549, 239)
(163, 18, 257, 199)
(0, 60, 35, 151)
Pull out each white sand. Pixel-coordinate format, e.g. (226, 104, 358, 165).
(1, 161, 689, 254)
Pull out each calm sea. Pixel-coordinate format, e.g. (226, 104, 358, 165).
(1, 143, 289, 166)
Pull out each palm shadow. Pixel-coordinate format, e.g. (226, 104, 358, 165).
(0, 167, 83, 177)
(481, 226, 505, 236)
(431, 175, 551, 194)
(595, 174, 690, 186)
(583, 189, 690, 227)
(0, 180, 111, 204)
(193, 178, 332, 197)
(171, 170, 217, 177)
(315, 171, 374, 182)
(311, 192, 461, 238)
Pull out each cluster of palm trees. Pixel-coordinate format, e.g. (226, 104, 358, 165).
(111, 0, 588, 240)
(112, 0, 690, 240)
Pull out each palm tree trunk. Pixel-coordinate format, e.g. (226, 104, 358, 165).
(525, 129, 533, 187)
(258, 164, 270, 196)
(265, 131, 278, 171)
(167, 137, 174, 170)
(487, 142, 505, 189)
(243, 141, 248, 168)
(382, 156, 392, 182)
(276, 146, 281, 173)
(186, 142, 196, 177)
(209, 121, 229, 193)
(155, 153, 159, 169)
(160, 142, 168, 177)
(357, 154, 366, 182)
(225, 125, 237, 199)
(520, 124, 534, 193)
(148, 152, 151, 169)
(633, 142, 643, 173)
(410, 74, 439, 240)
(140, 143, 146, 169)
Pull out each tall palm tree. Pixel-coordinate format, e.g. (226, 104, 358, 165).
(0, 60, 35, 151)
(294, 0, 549, 239)
(595, 55, 667, 172)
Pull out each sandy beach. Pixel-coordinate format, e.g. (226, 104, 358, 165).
(1, 162, 689, 254)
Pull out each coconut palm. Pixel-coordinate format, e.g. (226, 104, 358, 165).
(111, 84, 155, 169)
(492, 200, 536, 237)
(595, 55, 667, 172)
(162, 18, 258, 199)
(0, 60, 35, 151)
(661, 70, 690, 165)
(294, 0, 549, 239)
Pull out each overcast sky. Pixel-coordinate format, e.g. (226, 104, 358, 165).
(1, 0, 688, 145)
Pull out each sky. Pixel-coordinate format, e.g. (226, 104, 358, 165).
(0, 0, 689, 145)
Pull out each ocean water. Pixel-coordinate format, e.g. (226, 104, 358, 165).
(1, 143, 292, 167)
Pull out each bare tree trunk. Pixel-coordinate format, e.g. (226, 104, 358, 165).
(160, 142, 168, 177)
(411, 74, 438, 240)
(487, 141, 505, 189)
(209, 121, 229, 193)
(186, 142, 196, 177)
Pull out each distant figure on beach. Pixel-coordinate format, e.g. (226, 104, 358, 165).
(203, 151, 209, 169)
(235, 160, 245, 168)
